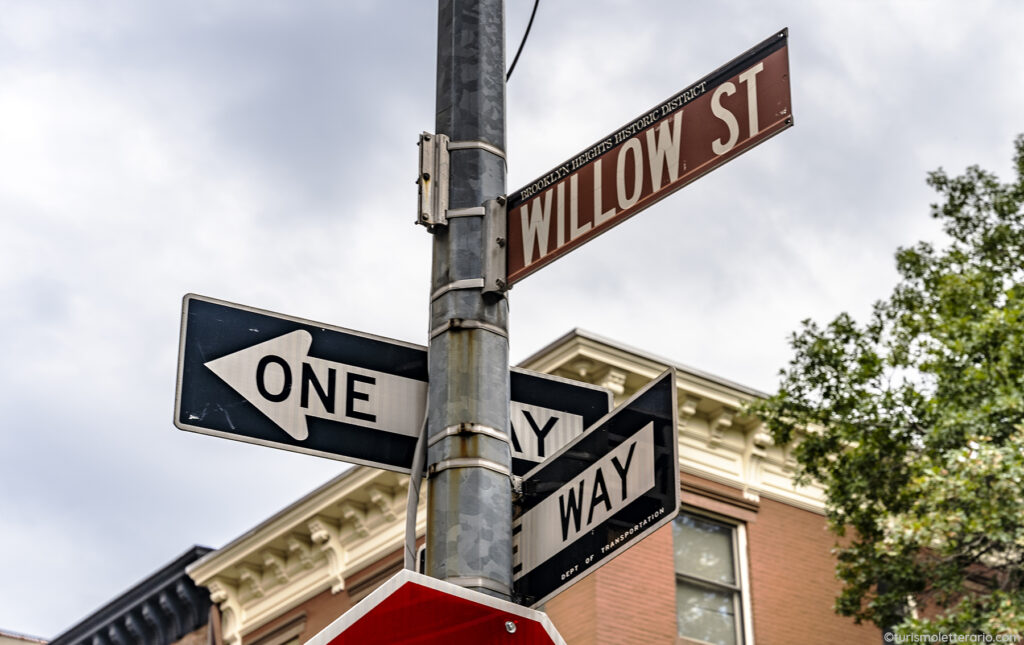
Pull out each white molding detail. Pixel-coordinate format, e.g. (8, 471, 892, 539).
(367, 486, 397, 524)
(567, 358, 596, 379)
(679, 395, 700, 419)
(597, 368, 627, 396)
(708, 408, 734, 449)
(238, 565, 264, 600)
(286, 535, 315, 570)
(308, 516, 346, 593)
(262, 550, 289, 585)
(742, 423, 773, 503)
(339, 503, 370, 542)
(207, 578, 242, 645)
(187, 468, 426, 643)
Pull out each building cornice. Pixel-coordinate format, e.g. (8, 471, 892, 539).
(50, 546, 211, 645)
(520, 328, 769, 400)
(519, 329, 825, 512)
(187, 469, 424, 645)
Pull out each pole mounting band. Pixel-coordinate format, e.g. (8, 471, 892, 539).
(446, 206, 487, 218)
(443, 576, 512, 597)
(429, 318, 509, 340)
(431, 278, 485, 301)
(447, 139, 507, 162)
(428, 423, 511, 448)
(428, 457, 511, 478)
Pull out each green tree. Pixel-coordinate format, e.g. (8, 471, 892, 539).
(751, 135, 1024, 636)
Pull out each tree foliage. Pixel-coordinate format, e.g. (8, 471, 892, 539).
(750, 135, 1024, 635)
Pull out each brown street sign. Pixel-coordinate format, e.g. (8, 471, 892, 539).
(505, 29, 793, 286)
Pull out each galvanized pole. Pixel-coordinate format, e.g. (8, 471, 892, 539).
(425, 0, 511, 599)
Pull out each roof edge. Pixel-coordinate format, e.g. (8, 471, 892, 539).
(517, 328, 770, 399)
(49, 545, 212, 643)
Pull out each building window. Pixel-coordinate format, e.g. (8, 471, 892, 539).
(674, 512, 747, 645)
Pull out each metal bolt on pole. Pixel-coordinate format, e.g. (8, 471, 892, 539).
(425, 0, 512, 600)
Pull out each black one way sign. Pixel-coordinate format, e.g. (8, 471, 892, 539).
(175, 294, 610, 474)
(512, 370, 679, 608)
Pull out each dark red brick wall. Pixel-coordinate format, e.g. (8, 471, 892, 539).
(746, 496, 878, 645)
(544, 519, 677, 643)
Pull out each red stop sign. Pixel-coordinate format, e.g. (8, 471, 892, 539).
(306, 570, 565, 645)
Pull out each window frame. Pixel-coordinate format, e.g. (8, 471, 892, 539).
(674, 508, 754, 645)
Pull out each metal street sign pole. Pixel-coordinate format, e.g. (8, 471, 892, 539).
(426, 0, 512, 600)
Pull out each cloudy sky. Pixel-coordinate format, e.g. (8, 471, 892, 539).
(1, 0, 1021, 636)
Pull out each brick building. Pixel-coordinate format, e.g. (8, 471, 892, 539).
(183, 330, 881, 644)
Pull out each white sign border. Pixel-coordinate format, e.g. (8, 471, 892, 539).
(514, 368, 680, 608)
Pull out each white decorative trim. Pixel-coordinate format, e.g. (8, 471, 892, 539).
(286, 536, 315, 570)
(679, 395, 700, 419)
(339, 503, 369, 542)
(742, 423, 772, 503)
(308, 516, 345, 593)
(207, 578, 242, 645)
(708, 408, 734, 449)
(367, 486, 397, 524)
(188, 468, 427, 642)
(567, 358, 595, 379)
(238, 565, 265, 600)
(597, 368, 627, 396)
(262, 550, 289, 585)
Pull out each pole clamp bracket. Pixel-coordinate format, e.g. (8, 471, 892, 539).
(417, 132, 450, 229)
(447, 139, 507, 162)
(429, 198, 508, 298)
(428, 423, 511, 448)
(482, 198, 508, 295)
(446, 206, 486, 219)
(444, 576, 512, 597)
(431, 278, 485, 302)
(418, 135, 506, 230)
(429, 318, 508, 340)
(427, 457, 511, 479)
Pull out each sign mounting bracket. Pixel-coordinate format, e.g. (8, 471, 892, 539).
(417, 132, 450, 228)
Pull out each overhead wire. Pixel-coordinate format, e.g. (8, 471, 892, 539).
(506, 0, 540, 82)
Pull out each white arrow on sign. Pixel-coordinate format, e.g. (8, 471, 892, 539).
(178, 294, 613, 474)
(205, 330, 427, 441)
(204, 329, 592, 458)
